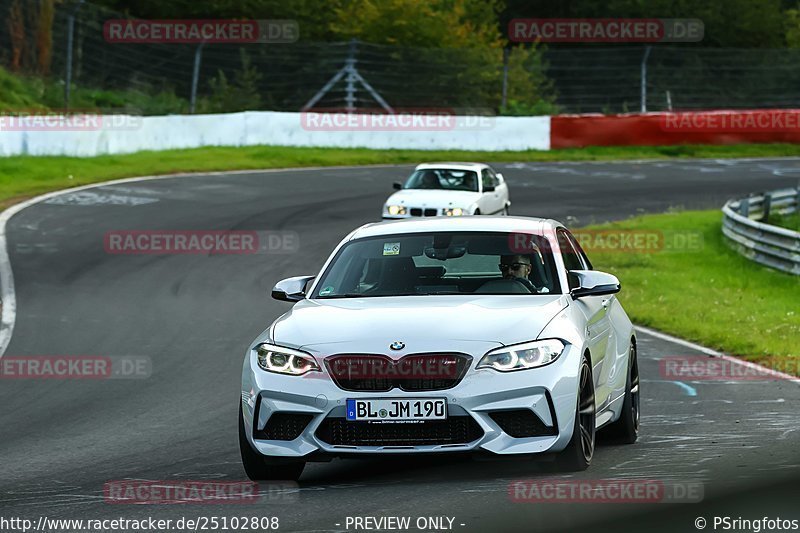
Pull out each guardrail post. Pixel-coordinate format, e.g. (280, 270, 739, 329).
(740, 197, 750, 218)
(796, 184, 800, 213)
(762, 192, 772, 222)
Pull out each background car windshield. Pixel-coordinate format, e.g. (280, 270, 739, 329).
(313, 232, 561, 298)
(403, 169, 479, 192)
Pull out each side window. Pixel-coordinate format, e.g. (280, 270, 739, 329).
(481, 169, 492, 190)
(487, 167, 500, 187)
(564, 230, 593, 270)
(557, 229, 585, 272)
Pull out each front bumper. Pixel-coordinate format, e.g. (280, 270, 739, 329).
(241, 343, 582, 459)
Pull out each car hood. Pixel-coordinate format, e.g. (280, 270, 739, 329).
(386, 189, 480, 208)
(269, 295, 570, 355)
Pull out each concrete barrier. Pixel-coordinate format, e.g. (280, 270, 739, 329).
(0, 111, 551, 156)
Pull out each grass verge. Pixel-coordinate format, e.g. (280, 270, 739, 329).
(767, 211, 800, 232)
(583, 210, 799, 375)
(3, 143, 800, 209)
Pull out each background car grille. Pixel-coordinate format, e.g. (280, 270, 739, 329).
(325, 353, 472, 392)
(489, 409, 558, 438)
(409, 208, 438, 217)
(255, 413, 314, 441)
(315, 416, 483, 446)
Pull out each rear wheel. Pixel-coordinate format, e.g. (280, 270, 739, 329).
(602, 343, 640, 443)
(239, 403, 305, 481)
(557, 354, 595, 471)
(473, 209, 481, 215)
(502, 206, 510, 215)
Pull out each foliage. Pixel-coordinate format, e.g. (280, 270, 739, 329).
(329, 0, 504, 48)
(199, 49, 262, 113)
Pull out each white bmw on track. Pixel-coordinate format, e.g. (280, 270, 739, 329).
(382, 162, 510, 219)
(240, 217, 640, 481)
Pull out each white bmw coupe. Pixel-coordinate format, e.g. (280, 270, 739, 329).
(240, 217, 639, 480)
(382, 162, 510, 219)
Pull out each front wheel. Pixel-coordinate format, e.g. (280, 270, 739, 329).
(602, 343, 639, 444)
(239, 403, 305, 481)
(557, 354, 595, 471)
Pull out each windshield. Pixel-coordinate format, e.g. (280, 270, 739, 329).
(403, 169, 479, 192)
(312, 232, 561, 298)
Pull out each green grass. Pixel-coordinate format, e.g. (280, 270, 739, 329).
(583, 210, 799, 374)
(767, 211, 800, 232)
(4, 143, 800, 208)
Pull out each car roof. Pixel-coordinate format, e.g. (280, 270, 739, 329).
(350, 216, 563, 240)
(414, 162, 489, 171)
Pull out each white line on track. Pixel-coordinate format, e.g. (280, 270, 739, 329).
(634, 325, 800, 384)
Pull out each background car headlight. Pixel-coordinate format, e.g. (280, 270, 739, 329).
(477, 339, 565, 371)
(255, 343, 320, 375)
(387, 205, 407, 215)
(443, 207, 464, 216)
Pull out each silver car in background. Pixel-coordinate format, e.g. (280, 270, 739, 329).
(240, 217, 639, 480)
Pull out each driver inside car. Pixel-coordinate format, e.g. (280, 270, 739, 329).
(499, 254, 536, 292)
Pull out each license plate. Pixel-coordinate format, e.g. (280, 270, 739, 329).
(346, 398, 447, 421)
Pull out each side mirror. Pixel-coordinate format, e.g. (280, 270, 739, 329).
(568, 270, 620, 299)
(271, 275, 315, 302)
(496, 172, 504, 181)
(393, 181, 403, 190)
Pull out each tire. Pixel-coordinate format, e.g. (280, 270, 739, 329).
(602, 343, 640, 444)
(557, 354, 595, 471)
(473, 209, 481, 215)
(239, 403, 305, 481)
(502, 206, 510, 215)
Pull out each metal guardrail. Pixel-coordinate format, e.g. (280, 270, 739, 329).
(722, 186, 800, 275)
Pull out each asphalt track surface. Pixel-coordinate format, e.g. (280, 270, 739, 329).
(1, 159, 799, 532)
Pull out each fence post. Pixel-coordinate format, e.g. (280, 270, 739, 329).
(501, 47, 509, 111)
(64, 0, 85, 110)
(640, 46, 652, 113)
(189, 43, 205, 114)
(740, 197, 750, 218)
(345, 39, 358, 112)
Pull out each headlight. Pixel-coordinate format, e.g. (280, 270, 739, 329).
(255, 343, 320, 376)
(443, 207, 464, 216)
(387, 205, 407, 216)
(477, 339, 565, 372)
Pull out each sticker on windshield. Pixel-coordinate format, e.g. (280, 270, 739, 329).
(383, 242, 400, 256)
(320, 286, 335, 296)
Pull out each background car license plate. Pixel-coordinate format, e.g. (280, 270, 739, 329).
(346, 398, 447, 421)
